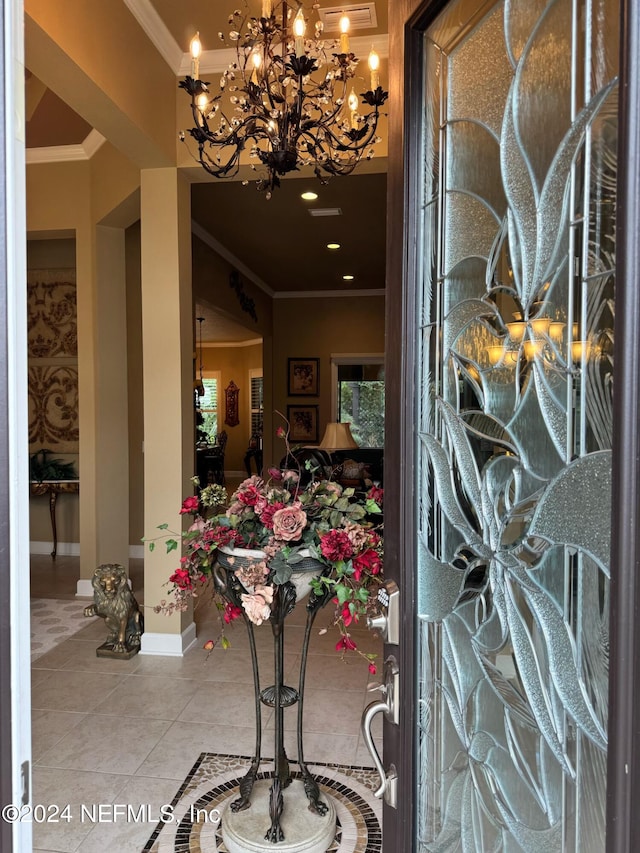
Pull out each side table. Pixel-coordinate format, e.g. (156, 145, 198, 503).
(29, 480, 80, 558)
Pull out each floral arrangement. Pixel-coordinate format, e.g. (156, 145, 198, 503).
(151, 422, 384, 670)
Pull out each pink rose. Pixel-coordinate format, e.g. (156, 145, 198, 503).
(241, 584, 274, 625)
(272, 502, 307, 542)
(281, 469, 300, 484)
(188, 517, 206, 533)
(343, 523, 369, 551)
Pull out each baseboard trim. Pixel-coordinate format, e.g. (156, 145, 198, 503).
(30, 541, 80, 557)
(76, 579, 93, 598)
(31, 542, 146, 559)
(140, 622, 198, 657)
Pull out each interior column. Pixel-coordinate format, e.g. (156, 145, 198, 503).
(140, 168, 195, 655)
(76, 222, 130, 592)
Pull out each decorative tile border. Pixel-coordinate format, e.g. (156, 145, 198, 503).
(142, 753, 382, 853)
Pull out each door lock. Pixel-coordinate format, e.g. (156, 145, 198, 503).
(367, 580, 400, 645)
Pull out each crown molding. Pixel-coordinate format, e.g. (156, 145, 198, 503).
(273, 288, 385, 299)
(25, 130, 106, 165)
(123, 0, 183, 73)
(82, 129, 107, 157)
(191, 219, 275, 297)
(203, 338, 263, 348)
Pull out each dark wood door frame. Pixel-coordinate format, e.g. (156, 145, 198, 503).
(384, 1, 446, 849)
(606, 1, 640, 850)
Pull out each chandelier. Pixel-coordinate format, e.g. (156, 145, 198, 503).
(179, 1, 388, 195)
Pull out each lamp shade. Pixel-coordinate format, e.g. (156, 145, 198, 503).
(317, 422, 358, 450)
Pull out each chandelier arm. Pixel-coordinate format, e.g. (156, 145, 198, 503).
(297, 108, 381, 154)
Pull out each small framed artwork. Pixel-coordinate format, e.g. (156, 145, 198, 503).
(288, 357, 319, 396)
(287, 405, 319, 444)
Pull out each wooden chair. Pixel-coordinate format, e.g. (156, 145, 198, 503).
(210, 430, 228, 485)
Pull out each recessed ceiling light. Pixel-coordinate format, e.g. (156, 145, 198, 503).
(301, 191, 318, 201)
(327, 242, 341, 250)
(343, 274, 355, 281)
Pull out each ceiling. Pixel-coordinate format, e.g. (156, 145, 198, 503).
(25, 0, 389, 342)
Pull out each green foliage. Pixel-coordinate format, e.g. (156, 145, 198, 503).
(29, 449, 77, 482)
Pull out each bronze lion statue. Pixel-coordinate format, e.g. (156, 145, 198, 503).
(84, 563, 143, 656)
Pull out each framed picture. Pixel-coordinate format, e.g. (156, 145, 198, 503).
(288, 357, 319, 396)
(287, 405, 319, 444)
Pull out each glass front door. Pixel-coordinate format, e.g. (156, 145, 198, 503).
(411, 0, 618, 849)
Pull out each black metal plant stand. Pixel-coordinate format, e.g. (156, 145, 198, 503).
(213, 562, 333, 844)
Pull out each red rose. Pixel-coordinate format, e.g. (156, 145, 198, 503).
(352, 548, 382, 578)
(223, 603, 243, 624)
(237, 484, 262, 507)
(169, 568, 192, 590)
(179, 495, 199, 515)
(258, 501, 285, 530)
(367, 485, 384, 505)
(335, 635, 357, 651)
(320, 529, 354, 563)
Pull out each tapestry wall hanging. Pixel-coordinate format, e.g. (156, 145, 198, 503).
(27, 268, 79, 453)
(224, 380, 240, 427)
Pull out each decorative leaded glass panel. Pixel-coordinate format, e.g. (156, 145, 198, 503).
(415, 0, 617, 849)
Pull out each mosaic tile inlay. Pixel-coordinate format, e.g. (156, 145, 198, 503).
(142, 752, 382, 853)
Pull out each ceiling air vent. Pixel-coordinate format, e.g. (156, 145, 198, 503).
(309, 208, 343, 217)
(317, 3, 378, 32)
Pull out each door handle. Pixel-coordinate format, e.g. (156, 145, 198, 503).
(360, 655, 399, 807)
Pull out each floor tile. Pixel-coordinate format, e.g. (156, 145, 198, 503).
(135, 721, 261, 781)
(91, 674, 200, 719)
(31, 670, 124, 713)
(36, 714, 171, 775)
(31, 709, 87, 762)
(31, 766, 129, 852)
(74, 776, 181, 853)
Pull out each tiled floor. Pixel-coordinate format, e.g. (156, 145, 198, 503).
(29, 555, 383, 853)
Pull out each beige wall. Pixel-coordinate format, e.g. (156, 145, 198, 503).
(269, 295, 385, 467)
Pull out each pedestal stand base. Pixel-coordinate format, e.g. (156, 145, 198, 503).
(222, 779, 336, 853)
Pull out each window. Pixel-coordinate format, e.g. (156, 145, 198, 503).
(198, 372, 220, 443)
(249, 369, 264, 437)
(332, 356, 384, 448)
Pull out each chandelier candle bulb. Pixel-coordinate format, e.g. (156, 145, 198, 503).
(251, 49, 262, 84)
(293, 8, 306, 57)
(339, 14, 350, 53)
(368, 48, 380, 90)
(262, 0, 272, 17)
(190, 32, 201, 79)
(348, 88, 359, 129)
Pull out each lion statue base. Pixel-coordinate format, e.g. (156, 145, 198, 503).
(84, 563, 144, 659)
